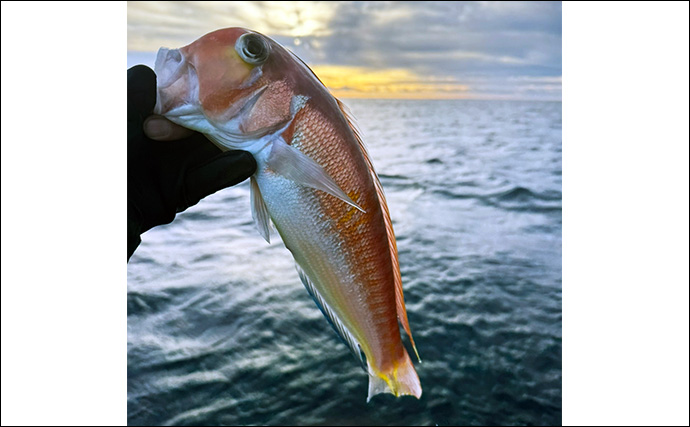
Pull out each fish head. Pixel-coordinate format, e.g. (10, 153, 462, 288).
(154, 28, 306, 147)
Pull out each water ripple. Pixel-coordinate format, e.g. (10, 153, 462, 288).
(128, 99, 561, 425)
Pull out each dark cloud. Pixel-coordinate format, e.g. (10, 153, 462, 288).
(128, 1, 561, 100)
(277, 1, 561, 98)
(312, 2, 559, 69)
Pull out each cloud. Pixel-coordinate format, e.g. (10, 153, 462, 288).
(127, 1, 561, 100)
(310, 2, 560, 74)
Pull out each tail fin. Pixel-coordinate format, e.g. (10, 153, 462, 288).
(366, 351, 422, 402)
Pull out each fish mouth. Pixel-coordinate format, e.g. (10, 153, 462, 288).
(155, 47, 185, 88)
(153, 47, 199, 116)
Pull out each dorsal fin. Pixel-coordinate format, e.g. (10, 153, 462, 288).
(336, 99, 421, 362)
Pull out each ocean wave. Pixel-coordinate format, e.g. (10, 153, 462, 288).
(128, 99, 562, 426)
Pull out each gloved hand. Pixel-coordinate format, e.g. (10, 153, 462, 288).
(127, 65, 256, 260)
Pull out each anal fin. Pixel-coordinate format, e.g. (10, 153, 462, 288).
(295, 263, 367, 371)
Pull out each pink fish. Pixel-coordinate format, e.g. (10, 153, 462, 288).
(154, 27, 421, 400)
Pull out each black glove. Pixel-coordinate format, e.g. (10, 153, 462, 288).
(127, 65, 256, 260)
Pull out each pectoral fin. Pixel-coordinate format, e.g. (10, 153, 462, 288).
(266, 137, 365, 213)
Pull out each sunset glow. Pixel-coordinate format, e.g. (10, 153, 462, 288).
(310, 66, 470, 99)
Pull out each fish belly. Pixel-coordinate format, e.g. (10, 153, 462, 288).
(255, 170, 421, 400)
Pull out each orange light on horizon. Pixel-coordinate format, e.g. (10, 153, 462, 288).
(310, 65, 471, 100)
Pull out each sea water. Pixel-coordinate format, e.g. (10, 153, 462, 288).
(127, 99, 562, 425)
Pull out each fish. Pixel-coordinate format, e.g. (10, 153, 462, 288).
(153, 27, 421, 401)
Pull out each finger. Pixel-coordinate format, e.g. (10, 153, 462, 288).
(183, 151, 257, 208)
(127, 66, 156, 118)
(144, 115, 195, 141)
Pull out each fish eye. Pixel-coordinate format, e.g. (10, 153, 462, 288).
(236, 33, 269, 65)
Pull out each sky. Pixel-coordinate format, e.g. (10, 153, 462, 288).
(127, 1, 561, 100)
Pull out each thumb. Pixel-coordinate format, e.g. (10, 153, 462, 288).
(182, 150, 257, 209)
